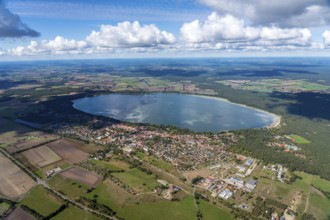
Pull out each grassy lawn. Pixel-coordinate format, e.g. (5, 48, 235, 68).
(20, 185, 62, 217)
(112, 168, 160, 192)
(51, 205, 101, 220)
(198, 200, 234, 220)
(48, 175, 90, 199)
(289, 135, 311, 144)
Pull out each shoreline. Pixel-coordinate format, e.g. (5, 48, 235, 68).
(266, 115, 282, 129)
(73, 91, 282, 131)
(189, 93, 281, 129)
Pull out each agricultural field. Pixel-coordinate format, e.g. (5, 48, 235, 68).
(87, 181, 196, 220)
(5, 207, 36, 220)
(47, 139, 89, 164)
(0, 201, 11, 216)
(15, 151, 69, 179)
(51, 205, 101, 220)
(63, 138, 103, 154)
(0, 118, 56, 152)
(0, 153, 35, 198)
(112, 168, 160, 192)
(48, 174, 90, 199)
(217, 79, 330, 94)
(112, 76, 184, 92)
(20, 185, 63, 217)
(60, 167, 101, 188)
(21, 146, 62, 168)
(198, 200, 234, 220)
(86, 179, 138, 212)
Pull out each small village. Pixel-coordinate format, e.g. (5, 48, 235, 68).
(49, 119, 302, 220)
(53, 122, 239, 170)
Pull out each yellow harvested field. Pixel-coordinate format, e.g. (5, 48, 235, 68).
(21, 146, 62, 168)
(0, 153, 35, 198)
(48, 139, 89, 164)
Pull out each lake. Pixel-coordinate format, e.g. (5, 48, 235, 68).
(72, 93, 278, 132)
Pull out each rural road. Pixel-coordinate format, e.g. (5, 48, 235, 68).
(0, 148, 118, 220)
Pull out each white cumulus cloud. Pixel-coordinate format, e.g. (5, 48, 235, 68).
(198, 0, 330, 27)
(180, 13, 259, 43)
(180, 13, 312, 47)
(8, 36, 89, 56)
(323, 30, 330, 46)
(86, 21, 176, 48)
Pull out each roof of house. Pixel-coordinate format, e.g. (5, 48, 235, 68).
(246, 179, 257, 186)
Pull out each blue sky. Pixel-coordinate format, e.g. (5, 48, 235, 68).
(1, 0, 330, 59)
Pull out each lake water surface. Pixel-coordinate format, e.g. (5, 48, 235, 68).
(73, 93, 277, 132)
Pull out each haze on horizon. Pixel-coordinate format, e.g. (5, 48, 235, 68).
(1, 0, 330, 60)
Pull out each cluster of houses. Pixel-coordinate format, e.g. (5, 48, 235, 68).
(270, 135, 301, 153)
(55, 122, 239, 171)
(263, 164, 286, 183)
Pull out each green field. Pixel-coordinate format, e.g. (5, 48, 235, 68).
(20, 185, 62, 217)
(135, 152, 182, 178)
(308, 193, 330, 220)
(312, 176, 330, 192)
(112, 168, 160, 192)
(89, 159, 124, 172)
(0, 201, 11, 215)
(290, 135, 311, 144)
(218, 79, 330, 94)
(122, 196, 196, 220)
(51, 205, 101, 220)
(48, 175, 90, 199)
(87, 179, 196, 220)
(198, 200, 234, 220)
(86, 181, 125, 212)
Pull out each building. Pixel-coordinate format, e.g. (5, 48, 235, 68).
(236, 165, 246, 173)
(245, 179, 257, 190)
(227, 177, 244, 188)
(245, 159, 254, 167)
(219, 189, 233, 200)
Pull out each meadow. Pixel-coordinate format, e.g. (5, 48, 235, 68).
(20, 185, 62, 217)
